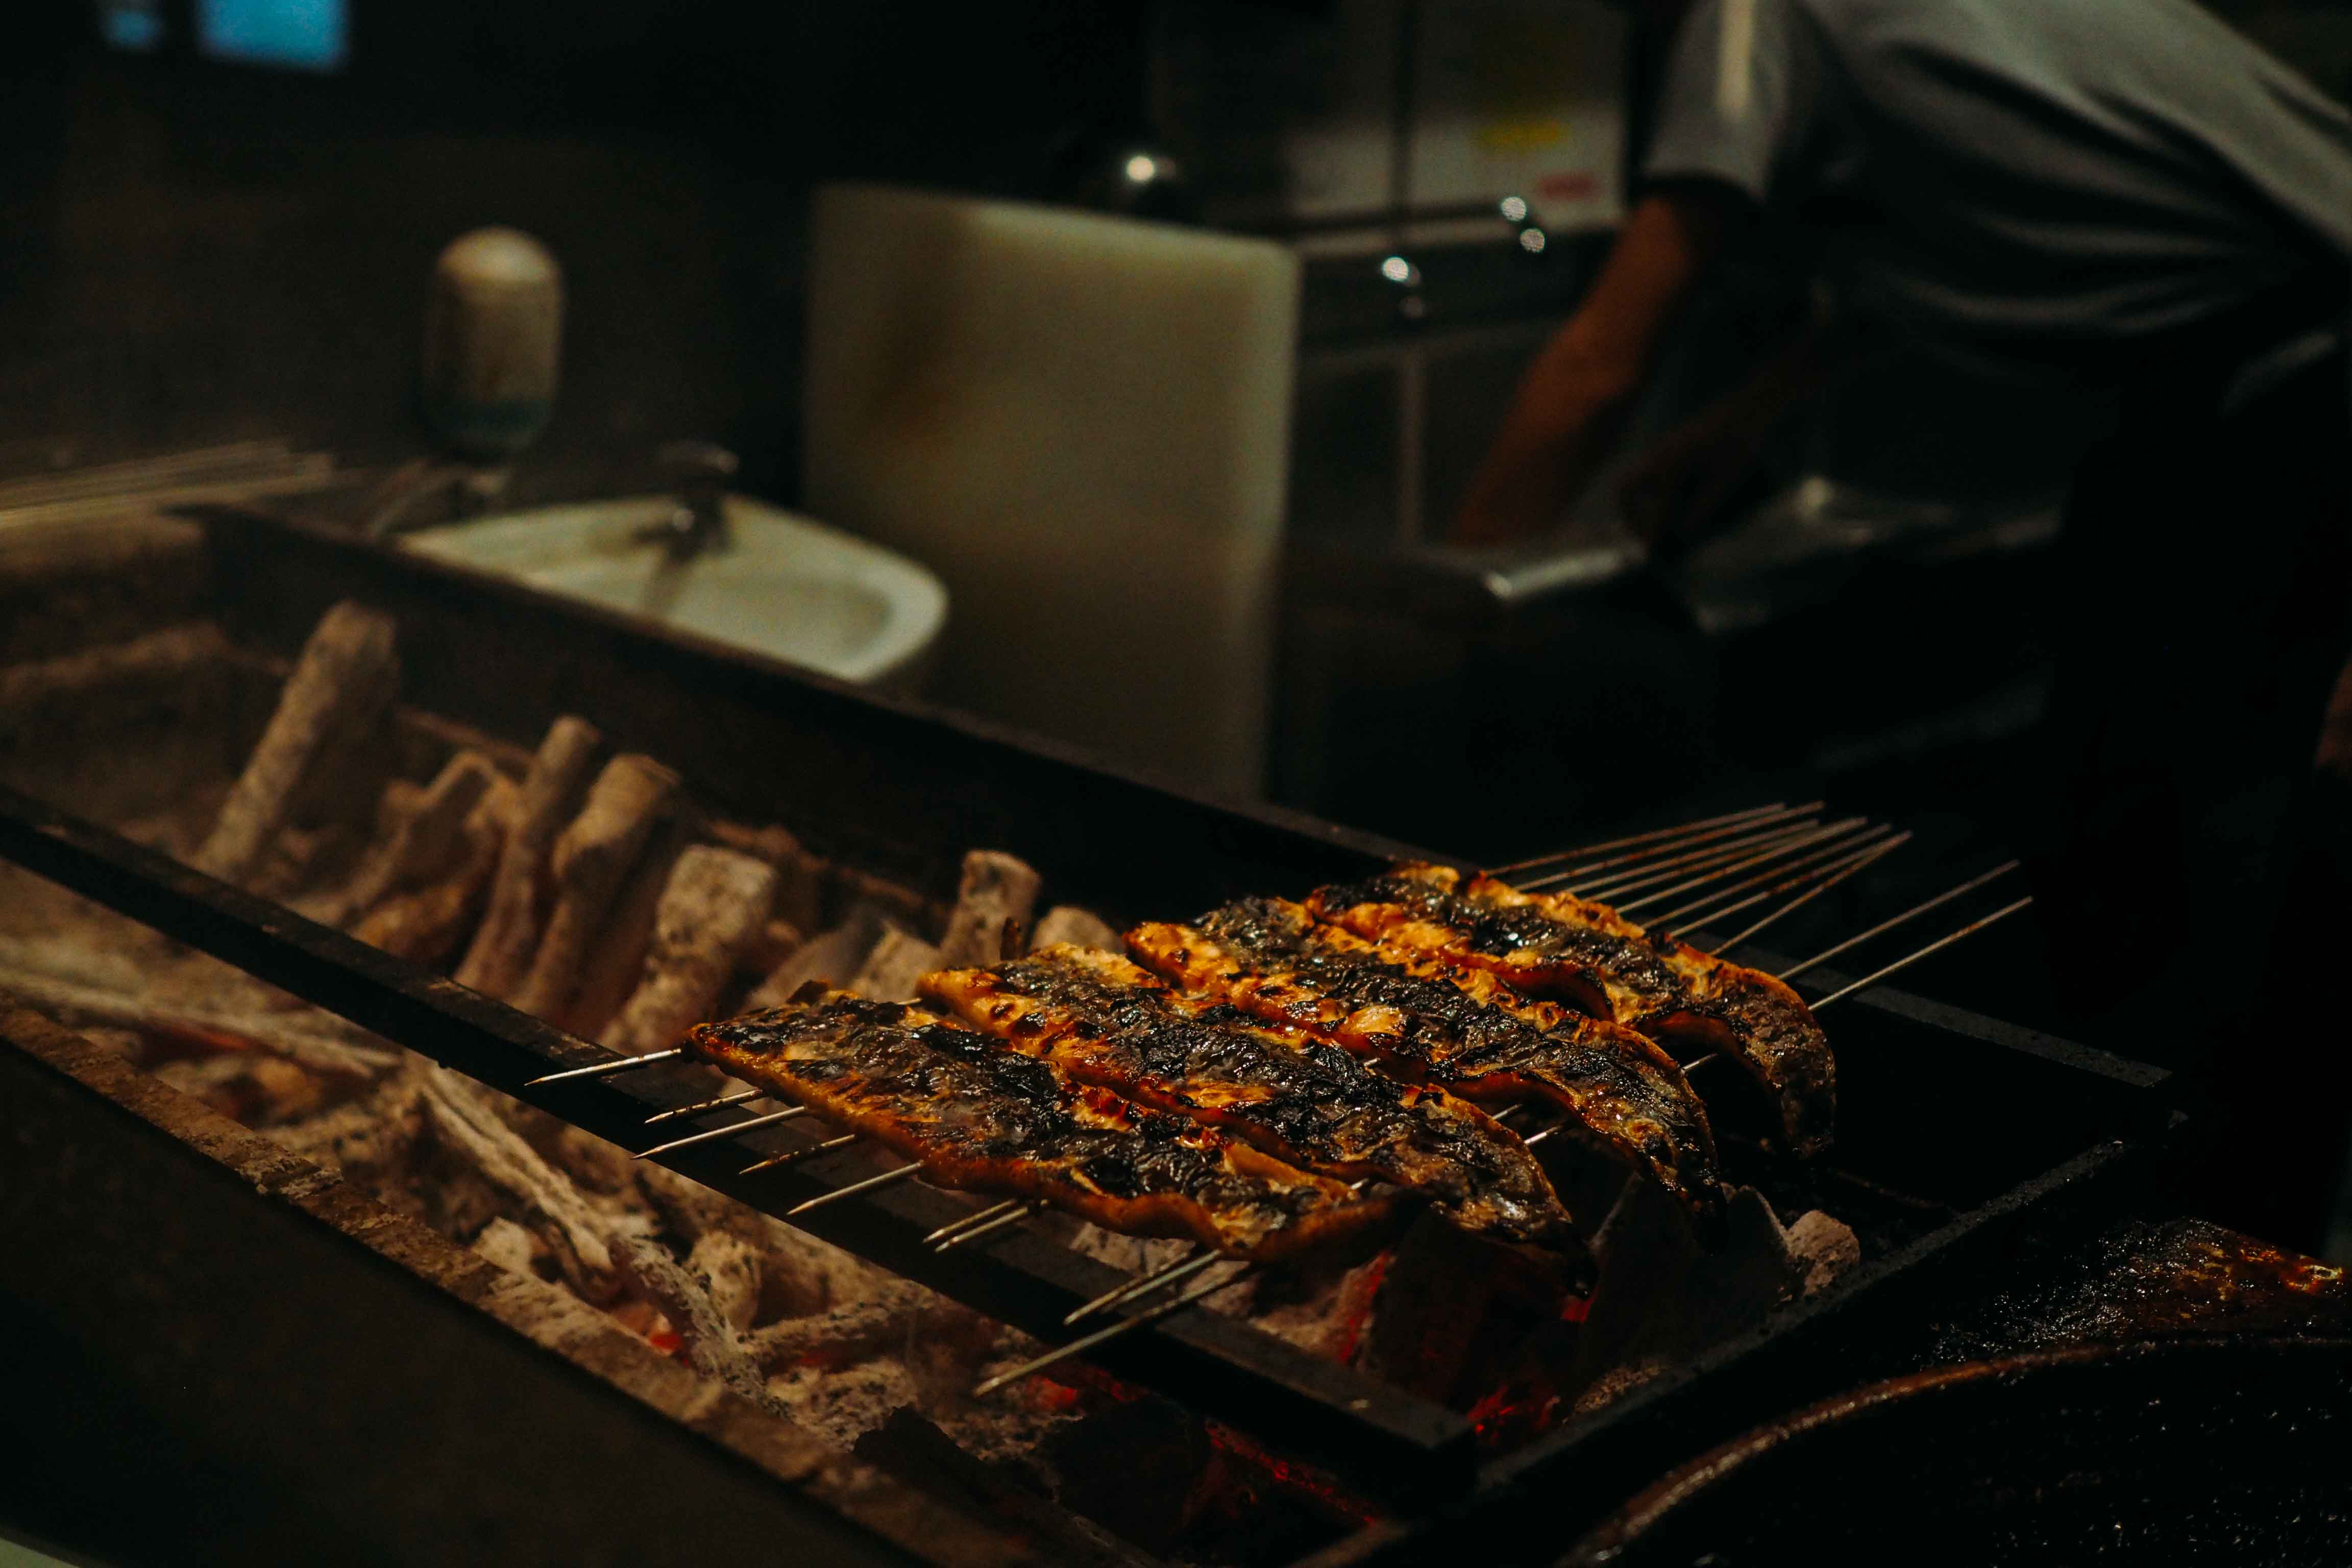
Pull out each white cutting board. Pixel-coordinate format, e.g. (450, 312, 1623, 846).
(803, 183, 1302, 796)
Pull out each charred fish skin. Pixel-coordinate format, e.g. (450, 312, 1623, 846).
(1642, 963, 1835, 1159)
(1454, 870, 1836, 1160)
(1307, 867, 1637, 1014)
(1329, 864, 1836, 1160)
(923, 946, 1581, 1256)
(1126, 898, 1727, 1237)
(688, 994, 1388, 1260)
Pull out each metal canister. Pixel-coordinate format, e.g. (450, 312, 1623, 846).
(421, 227, 562, 459)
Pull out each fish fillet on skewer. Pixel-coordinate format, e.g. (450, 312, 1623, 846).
(1125, 899, 1726, 1236)
(688, 990, 1392, 1260)
(923, 945, 1582, 1258)
(1310, 864, 1835, 1157)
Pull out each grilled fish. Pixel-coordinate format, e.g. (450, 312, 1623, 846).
(1310, 863, 1834, 1157)
(923, 945, 1580, 1256)
(1125, 898, 1725, 1234)
(689, 991, 1392, 1260)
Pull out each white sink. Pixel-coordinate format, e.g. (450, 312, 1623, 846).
(402, 494, 948, 689)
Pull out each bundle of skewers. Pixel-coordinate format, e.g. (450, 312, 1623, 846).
(541, 803, 2028, 1397)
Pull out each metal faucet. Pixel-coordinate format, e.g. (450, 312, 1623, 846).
(644, 440, 740, 559)
(362, 440, 741, 552)
(363, 459, 509, 540)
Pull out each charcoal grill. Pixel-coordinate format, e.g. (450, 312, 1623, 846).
(0, 509, 2172, 1560)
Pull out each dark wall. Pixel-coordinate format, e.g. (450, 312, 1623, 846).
(0, 2, 1150, 495)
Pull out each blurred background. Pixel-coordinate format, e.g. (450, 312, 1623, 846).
(9, 0, 2352, 1032)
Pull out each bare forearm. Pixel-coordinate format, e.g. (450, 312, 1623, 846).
(1452, 187, 1739, 544)
(1455, 371, 1641, 543)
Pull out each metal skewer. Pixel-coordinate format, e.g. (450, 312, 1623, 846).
(1529, 813, 1825, 895)
(1514, 803, 1823, 890)
(1649, 828, 1899, 928)
(1704, 832, 1916, 955)
(1644, 824, 1896, 927)
(1062, 1248, 1223, 1326)
(1542, 818, 1826, 900)
(974, 1262, 1257, 1399)
(1487, 801, 1788, 877)
(923, 1198, 1031, 1246)
(644, 1087, 764, 1125)
(525, 1046, 685, 1086)
(1614, 819, 1872, 915)
(1778, 861, 2022, 982)
(1803, 896, 2036, 1011)
(785, 1162, 927, 1215)
(1682, 832, 1910, 948)
(1059, 1177, 1374, 1325)
(634, 1105, 810, 1161)
(739, 1132, 860, 1174)
(934, 1203, 1041, 1250)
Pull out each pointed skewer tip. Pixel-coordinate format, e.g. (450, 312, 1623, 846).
(526, 1046, 685, 1086)
(634, 1104, 809, 1161)
(784, 1162, 926, 1216)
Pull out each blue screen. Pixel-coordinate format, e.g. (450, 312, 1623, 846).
(98, 2, 166, 51)
(195, 0, 348, 71)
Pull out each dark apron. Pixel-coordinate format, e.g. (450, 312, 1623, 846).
(2026, 271, 2352, 1245)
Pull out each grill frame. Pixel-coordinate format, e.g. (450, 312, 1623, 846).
(0, 507, 2173, 1538)
(0, 780, 1475, 1502)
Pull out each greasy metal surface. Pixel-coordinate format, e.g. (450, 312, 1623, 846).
(1567, 1337, 2352, 1565)
(1923, 1215, 2352, 1360)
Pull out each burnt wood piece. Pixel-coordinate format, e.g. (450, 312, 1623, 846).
(937, 850, 1043, 968)
(457, 714, 603, 997)
(511, 753, 682, 1021)
(0, 780, 1475, 1503)
(568, 810, 696, 1038)
(193, 599, 400, 884)
(597, 844, 775, 1054)
(329, 748, 502, 926)
(0, 998, 1011, 1568)
(200, 510, 1432, 921)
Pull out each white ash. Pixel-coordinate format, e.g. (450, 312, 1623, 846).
(1243, 1252, 1390, 1363)
(472, 1216, 546, 1279)
(1786, 1208, 1864, 1296)
(744, 904, 890, 1010)
(597, 844, 777, 1051)
(739, 918, 805, 981)
(848, 925, 946, 1003)
(936, 850, 1043, 968)
(564, 813, 693, 1040)
(1034, 1211, 1196, 1281)
(1028, 905, 1121, 954)
(1565, 1179, 1861, 1404)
